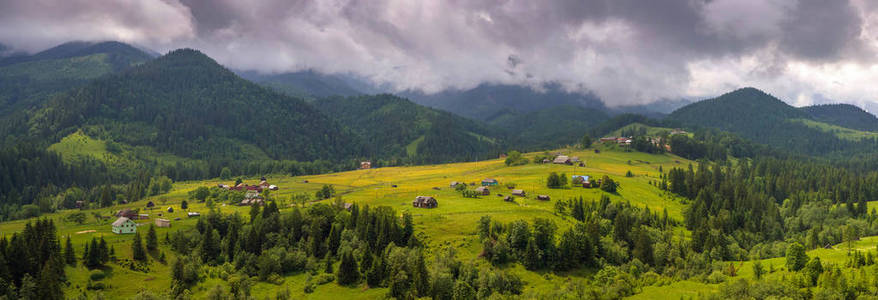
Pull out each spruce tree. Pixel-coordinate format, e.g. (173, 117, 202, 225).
(336, 251, 359, 285)
(63, 235, 76, 266)
(146, 224, 158, 251)
(324, 253, 334, 274)
(132, 231, 147, 261)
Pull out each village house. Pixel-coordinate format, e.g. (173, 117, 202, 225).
(481, 178, 498, 186)
(504, 196, 514, 202)
(360, 161, 372, 169)
(413, 196, 438, 208)
(155, 218, 171, 228)
(115, 208, 138, 219)
(112, 217, 137, 234)
(537, 195, 550, 201)
(553, 155, 571, 164)
(187, 212, 201, 217)
(616, 137, 632, 145)
(600, 137, 617, 143)
(450, 181, 463, 188)
(512, 189, 526, 197)
(475, 186, 490, 195)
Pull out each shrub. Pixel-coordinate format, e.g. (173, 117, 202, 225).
(89, 270, 106, 281)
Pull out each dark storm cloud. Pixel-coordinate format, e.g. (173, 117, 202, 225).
(0, 0, 876, 106)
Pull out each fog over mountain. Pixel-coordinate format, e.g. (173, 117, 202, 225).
(1, 0, 877, 108)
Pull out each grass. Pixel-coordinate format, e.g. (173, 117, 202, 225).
(608, 123, 688, 138)
(1, 145, 696, 298)
(789, 118, 878, 141)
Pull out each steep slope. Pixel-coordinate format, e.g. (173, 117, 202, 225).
(802, 103, 878, 132)
(239, 70, 365, 99)
(668, 88, 870, 155)
(23, 49, 362, 162)
(402, 83, 606, 121)
(313, 94, 501, 163)
(0, 41, 154, 116)
(490, 105, 609, 150)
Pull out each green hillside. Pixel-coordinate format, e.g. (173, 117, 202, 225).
(802, 103, 878, 132)
(23, 48, 363, 162)
(313, 94, 502, 163)
(789, 118, 878, 141)
(668, 88, 876, 155)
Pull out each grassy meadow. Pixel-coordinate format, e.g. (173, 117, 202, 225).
(2, 144, 698, 298)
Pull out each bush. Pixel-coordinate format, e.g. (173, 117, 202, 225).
(89, 270, 106, 281)
(706, 270, 728, 284)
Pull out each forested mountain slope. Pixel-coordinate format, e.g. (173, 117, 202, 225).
(20, 49, 363, 162)
(239, 70, 366, 99)
(668, 88, 878, 155)
(489, 105, 609, 150)
(402, 83, 606, 121)
(313, 94, 502, 163)
(0, 41, 154, 116)
(802, 103, 878, 132)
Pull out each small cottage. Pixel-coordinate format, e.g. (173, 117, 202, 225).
(537, 195, 550, 201)
(155, 218, 171, 228)
(360, 161, 372, 169)
(511, 189, 526, 197)
(504, 196, 514, 202)
(112, 217, 137, 234)
(413, 196, 438, 209)
(116, 208, 138, 219)
(553, 155, 571, 164)
(475, 186, 490, 195)
(481, 178, 498, 186)
(450, 181, 462, 188)
(187, 212, 201, 217)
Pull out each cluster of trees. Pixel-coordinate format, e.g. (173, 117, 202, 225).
(546, 172, 568, 189)
(659, 157, 878, 262)
(480, 196, 678, 274)
(503, 150, 529, 166)
(0, 220, 65, 299)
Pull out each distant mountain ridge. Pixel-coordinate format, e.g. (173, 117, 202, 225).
(668, 87, 877, 155)
(17, 48, 363, 162)
(802, 103, 878, 132)
(0, 41, 155, 118)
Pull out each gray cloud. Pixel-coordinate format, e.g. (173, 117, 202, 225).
(0, 0, 876, 107)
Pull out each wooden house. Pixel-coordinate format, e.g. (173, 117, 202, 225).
(116, 208, 138, 219)
(155, 218, 171, 228)
(511, 189, 526, 197)
(112, 217, 137, 234)
(412, 196, 438, 208)
(475, 186, 490, 195)
(481, 178, 498, 186)
(553, 156, 571, 164)
(537, 195, 550, 201)
(187, 212, 201, 217)
(360, 161, 372, 169)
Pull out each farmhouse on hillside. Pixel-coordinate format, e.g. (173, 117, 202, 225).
(450, 181, 463, 188)
(115, 208, 138, 219)
(360, 161, 372, 169)
(475, 186, 490, 195)
(155, 218, 171, 228)
(412, 196, 438, 208)
(553, 155, 571, 164)
(187, 212, 201, 217)
(537, 195, 550, 201)
(481, 178, 498, 186)
(512, 189, 526, 197)
(112, 217, 137, 234)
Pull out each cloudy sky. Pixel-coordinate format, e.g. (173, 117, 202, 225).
(1, 0, 877, 109)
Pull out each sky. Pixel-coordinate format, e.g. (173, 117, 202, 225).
(1, 0, 877, 110)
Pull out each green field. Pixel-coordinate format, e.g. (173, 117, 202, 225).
(2, 145, 697, 298)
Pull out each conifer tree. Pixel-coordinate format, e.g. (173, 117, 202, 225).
(336, 251, 359, 285)
(146, 224, 158, 251)
(63, 235, 76, 266)
(132, 231, 147, 261)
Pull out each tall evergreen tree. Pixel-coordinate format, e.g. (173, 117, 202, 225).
(132, 231, 147, 261)
(336, 251, 359, 285)
(63, 235, 75, 266)
(146, 224, 158, 251)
